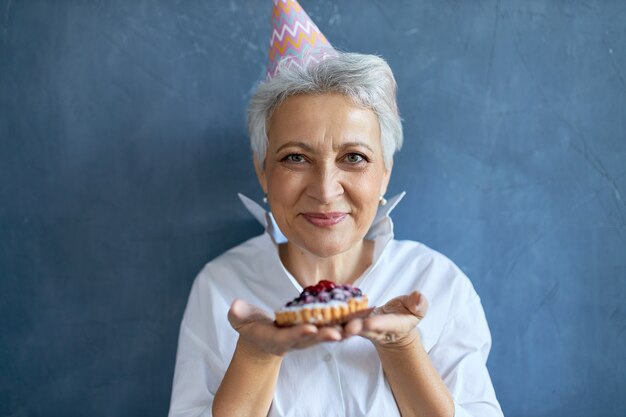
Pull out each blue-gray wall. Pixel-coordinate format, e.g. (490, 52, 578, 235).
(1, 1, 624, 416)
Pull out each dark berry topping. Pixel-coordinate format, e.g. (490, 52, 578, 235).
(318, 280, 336, 290)
(318, 292, 331, 303)
(284, 280, 362, 307)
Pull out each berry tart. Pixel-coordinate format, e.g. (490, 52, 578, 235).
(274, 280, 369, 327)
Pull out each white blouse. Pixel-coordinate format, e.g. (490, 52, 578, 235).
(168, 194, 503, 417)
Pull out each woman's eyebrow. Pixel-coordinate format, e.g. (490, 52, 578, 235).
(274, 140, 374, 153)
(335, 141, 374, 153)
(275, 141, 314, 153)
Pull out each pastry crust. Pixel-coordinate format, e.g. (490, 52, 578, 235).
(275, 295, 369, 327)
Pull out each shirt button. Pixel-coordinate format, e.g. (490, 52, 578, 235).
(323, 354, 332, 362)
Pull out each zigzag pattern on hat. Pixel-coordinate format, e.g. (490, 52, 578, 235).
(270, 19, 318, 45)
(267, 0, 336, 79)
(269, 30, 328, 60)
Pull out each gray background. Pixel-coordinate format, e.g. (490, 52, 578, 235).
(1, 1, 625, 416)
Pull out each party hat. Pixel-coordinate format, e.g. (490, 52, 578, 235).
(267, 0, 337, 79)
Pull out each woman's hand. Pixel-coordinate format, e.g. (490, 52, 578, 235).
(345, 292, 455, 417)
(344, 291, 428, 349)
(228, 299, 345, 358)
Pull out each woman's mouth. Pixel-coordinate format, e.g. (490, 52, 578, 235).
(302, 212, 347, 227)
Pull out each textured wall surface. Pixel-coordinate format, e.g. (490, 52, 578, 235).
(1, 1, 625, 416)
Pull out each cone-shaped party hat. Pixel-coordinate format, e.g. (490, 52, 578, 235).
(267, 0, 337, 79)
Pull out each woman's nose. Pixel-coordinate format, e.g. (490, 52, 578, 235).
(307, 162, 344, 204)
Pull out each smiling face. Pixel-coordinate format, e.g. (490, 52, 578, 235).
(255, 93, 392, 259)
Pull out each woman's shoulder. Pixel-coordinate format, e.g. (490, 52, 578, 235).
(383, 239, 480, 313)
(386, 238, 456, 263)
(189, 233, 286, 309)
(199, 233, 275, 276)
(383, 239, 485, 349)
(186, 233, 268, 293)
(384, 239, 469, 280)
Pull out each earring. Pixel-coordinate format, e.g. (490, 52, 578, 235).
(379, 195, 387, 206)
(262, 195, 268, 204)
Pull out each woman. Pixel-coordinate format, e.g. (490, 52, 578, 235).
(169, 3, 503, 416)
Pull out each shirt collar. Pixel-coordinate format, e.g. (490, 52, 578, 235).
(237, 192, 406, 246)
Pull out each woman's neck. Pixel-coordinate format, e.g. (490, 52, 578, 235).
(278, 240, 374, 288)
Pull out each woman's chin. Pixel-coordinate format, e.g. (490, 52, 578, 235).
(291, 237, 358, 259)
(280, 218, 368, 258)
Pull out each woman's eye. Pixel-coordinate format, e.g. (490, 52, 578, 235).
(283, 154, 306, 163)
(344, 153, 366, 164)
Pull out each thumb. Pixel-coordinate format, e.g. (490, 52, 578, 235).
(406, 291, 428, 320)
(227, 299, 258, 328)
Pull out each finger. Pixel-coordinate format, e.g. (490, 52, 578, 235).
(290, 327, 341, 350)
(343, 318, 363, 337)
(344, 307, 376, 321)
(228, 299, 254, 328)
(276, 324, 319, 343)
(286, 332, 319, 350)
(316, 326, 342, 342)
(406, 291, 428, 319)
(231, 299, 273, 320)
(242, 317, 317, 339)
(360, 330, 387, 342)
(370, 305, 385, 317)
(362, 313, 418, 334)
(381, 296, 415, 316)
(293, 324, 319, 337)
(265, 325, 319, 352)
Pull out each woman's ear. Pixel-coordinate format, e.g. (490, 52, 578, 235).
(253, 155, 268, 194)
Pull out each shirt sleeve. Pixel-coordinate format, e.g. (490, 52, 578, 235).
(428, 295, 504, 417)
(168, 275, 225, 417)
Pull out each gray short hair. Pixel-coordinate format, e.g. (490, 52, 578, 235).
(247, 52, 403, 169)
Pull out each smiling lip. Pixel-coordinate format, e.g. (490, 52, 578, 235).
(303, 212, 348, 227)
